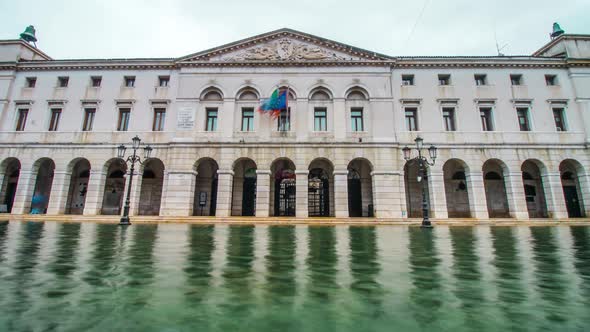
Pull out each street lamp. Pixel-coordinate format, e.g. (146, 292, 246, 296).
(117, 135, 153, 225)
(403, 136, 437, 228)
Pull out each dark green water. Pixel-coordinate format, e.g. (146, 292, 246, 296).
(0, 221, 589, 331)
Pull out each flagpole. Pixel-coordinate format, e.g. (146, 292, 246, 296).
(286, 84, 290, 131)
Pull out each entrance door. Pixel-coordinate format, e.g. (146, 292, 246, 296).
(209, 178, 218, 216)
(275, 179, 295, 216)
(309, 177, 329, 217)
(242, 178, 256, 216)
(4, 182, 17, 213)
(348, 178, 362, 217)
(563, 186, 582, 218)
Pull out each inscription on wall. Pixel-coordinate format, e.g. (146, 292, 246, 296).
(176, 107, 195, 130)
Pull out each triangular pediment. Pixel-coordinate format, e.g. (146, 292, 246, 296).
(177, 28, 393, 64)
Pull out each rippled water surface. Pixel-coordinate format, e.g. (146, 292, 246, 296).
(0, 221, 589, 331)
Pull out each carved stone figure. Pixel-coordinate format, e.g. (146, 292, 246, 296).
(222, 38, 347, 62)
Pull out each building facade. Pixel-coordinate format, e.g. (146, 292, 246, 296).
(0, 29, 589, 219)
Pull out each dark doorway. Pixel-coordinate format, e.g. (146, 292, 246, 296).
(242, 177, 256, 216)
(309, 168, 329, 217)
(210, 178, 218, 216)
(275, 178, 295, 216)
(348, 175, 362, 217)
(5, 182, 17, 213)
(563, 186, 582, 218)
(1, 159, 20, 213)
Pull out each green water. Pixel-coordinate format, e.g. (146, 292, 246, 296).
(0, 221, 589, 331)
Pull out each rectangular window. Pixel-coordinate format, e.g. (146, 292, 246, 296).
(545, 74, 557, 86)
(401, 74, 414, 86)
(124, 76, 135, 87)
(438, 74, 451, 85)
(26, 77, 36, 88)
(510, 74, 522, 85)
(15, 109, 28, 131)
(206, 108, 218, 131)
(48, 108, 62, 131)
(82, 108, 95, 131)
(58, 76, 69, 88)
(553, 108, 566, 131)
(351, 107, 363, 131)
(91, 76, 102, 87)
(405, 107, 418, 131)
(442, 107, 456, 131)
(278, 108, 290, 131)
(475, 74, 487, 86)
(314, 107, 327, 131)
(117, 108, 131, 131)
(517, 107, 531, 131)
(241, 108, 254, 131)
(480, 107, 493, 131)
(152, 108, 166, 131)
(158, 76, 170, 87)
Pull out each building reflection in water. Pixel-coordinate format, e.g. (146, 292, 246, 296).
(449, 227, 485, 329)
(570, 226, 590, 309)
(408, 226, 442, 328)
(0, 221, 9, 263)
(348, 226, 383, 319)
(490, 226, 528, 331)
(530, 227, 567, 326)
(124, 224, 158, 303)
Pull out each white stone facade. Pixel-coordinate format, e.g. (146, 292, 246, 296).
(0, 29, 589, 219)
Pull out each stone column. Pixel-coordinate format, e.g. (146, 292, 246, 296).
(504, 171, 529, 219)
(428, 170, 448, 219)
(398, 169, 408, 218)
(215, 170, 234, 218)
(466, 171, 489, 219)
(10, 170, 34, 214)
(371, 171, 403, 218)
(160, 170, 196, 216)
(47, 171, 72, 215)
(542, 172, 568, 219)
(295, 170, 309, 218)
(333, 169, 349, 218)
(333, 98, 346, 140)
(255, 170, 271, 217)
(83, 169, 107, 215)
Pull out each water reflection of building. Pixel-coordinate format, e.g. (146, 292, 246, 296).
(1, 28, 589, 220)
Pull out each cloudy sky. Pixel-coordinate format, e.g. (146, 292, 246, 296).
(1, 0, 588, 59)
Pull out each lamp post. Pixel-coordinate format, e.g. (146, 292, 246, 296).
(402, 136, 437, 228)
(117, 135, 153, 225)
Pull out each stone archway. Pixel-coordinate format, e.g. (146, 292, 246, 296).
(65, 158, 91, 215)
(443, 159, 471, 218)
(521, 160, 548, 218)
(101, 158, 127, 215)
(482, 159, 510, 218)
(347, 158, 373, 217)
(559, 159, 586, 218)
(0, 158, 21, 213)
(138, 158, 165, 216)
(193, 158, 219, 216)
(308, 158, 334, 217)
(30, 158, 56, 214)
(270, 158, 296, 217)
(232, 158, 257, 217)
(404, 159, 429, 218)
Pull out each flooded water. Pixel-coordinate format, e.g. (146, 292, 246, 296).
(0, 221, 588, 331)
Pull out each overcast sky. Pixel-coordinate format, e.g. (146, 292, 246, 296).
(1, 0, 588, 59)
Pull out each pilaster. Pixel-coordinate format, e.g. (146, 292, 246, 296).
(466, 172, 489, 219)
(83, 170, 107, 215)
(46, 171, 71, 215)
(255, 170, 271, 217)
(428, 170, 448, 219)
(160, 170, 196, 216)
(542, 172, 569, 219)
(215, 169, 234, 217)
(333, 169, 349, 218)
(10, 170, 34, 214)
(295, 170, 309, 218)
(504, 172, 529, 219)
(371, 171, 402, 218)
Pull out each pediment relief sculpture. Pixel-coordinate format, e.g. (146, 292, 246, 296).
(221, 38, 350, 62)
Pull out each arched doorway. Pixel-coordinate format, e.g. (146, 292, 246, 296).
(347, 158, 373, 217)
(0, 158, 21, 213)
(308, 158, 334, 217)
(482, 159, 510, 218)
(271, 158, 296, 216)
(232, 158, 257, 216)
(101, 158, 127, 215)
(559, 159, 586, 218)
(193, 158, 219, 216)
(521, 160, 548, 218)
(443, 159, 471, 218)
(404, 160, 429, 218)
(30, 158, 56, 214)
(138, 158, 165, 216)
(65, 158, 91, 215)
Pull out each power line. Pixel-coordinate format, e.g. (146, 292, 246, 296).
(404, 0, 431, 48)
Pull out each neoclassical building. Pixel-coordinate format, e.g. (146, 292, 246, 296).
(0, 28, 589, 220)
